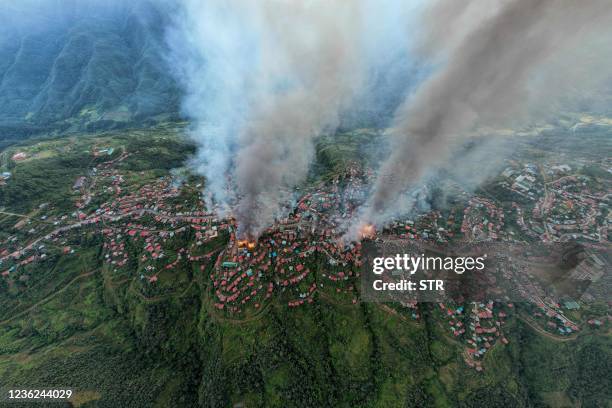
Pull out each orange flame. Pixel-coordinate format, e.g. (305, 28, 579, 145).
(237, 239, 257, 250)
(359, 224, 376, 240)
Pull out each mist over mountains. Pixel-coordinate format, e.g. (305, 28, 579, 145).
(0, 0, 415, 146)
(0, 0, 179, 140)
(1, 0, 607, 151)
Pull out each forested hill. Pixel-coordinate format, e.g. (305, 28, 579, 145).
(0, 0, 179, 141)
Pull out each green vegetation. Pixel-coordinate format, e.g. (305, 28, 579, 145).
(0, 124, 191, 213)
(0, 2, 179, 144)
(0, 127, 610, 407)
(315, 129, 383, 179)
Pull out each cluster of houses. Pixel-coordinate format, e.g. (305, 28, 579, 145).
(1, 142, 609, 374)
(466, 302, 511, 370)
(0, 147, 228, 288)
(501, 163, 543, 200)
(433, 300, 512, 372)
(210, 171, 368, 313)
(461, 197, 505, 241)
(528, 296, 580, 335)
(95, 180, 229, 283)
(500, 159, 609, 243)
(542, 175, 608, 242)
(383, 209, 461, 243)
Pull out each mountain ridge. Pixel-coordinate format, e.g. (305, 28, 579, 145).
(0, 0, 179, 141)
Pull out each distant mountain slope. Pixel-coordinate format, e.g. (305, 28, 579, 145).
(0, 0, 179, 140)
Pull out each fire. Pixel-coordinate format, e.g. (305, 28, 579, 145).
(237, 239, 257, 250)
(359, 223, 376, 240)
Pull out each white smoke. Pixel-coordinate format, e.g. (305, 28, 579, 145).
(354, 0, 612, 234)
(166, 0, 419, 238)
(166, 0, 612, 241)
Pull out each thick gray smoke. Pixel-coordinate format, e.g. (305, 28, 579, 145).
(169, 1, 367, 238)
(359, 0, 612, 228)
(168, 0, 417, 238)
(168, 0, 611, 240)
(232, 2, 364, 238)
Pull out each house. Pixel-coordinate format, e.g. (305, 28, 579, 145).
(11, 152, 27, 161)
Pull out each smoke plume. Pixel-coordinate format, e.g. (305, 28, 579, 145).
(168, 1, 367, 238)
(232, 2, 365, 238)
(167, 0, 418, 238)
(360, 0, 612, 227)
(167, 0, 611, 240)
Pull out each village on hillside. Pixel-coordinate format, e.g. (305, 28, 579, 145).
(0, 131, 610, 371)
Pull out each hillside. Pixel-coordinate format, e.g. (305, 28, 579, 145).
(0, 1, 179, 144)
(0, 127, 609, 406)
